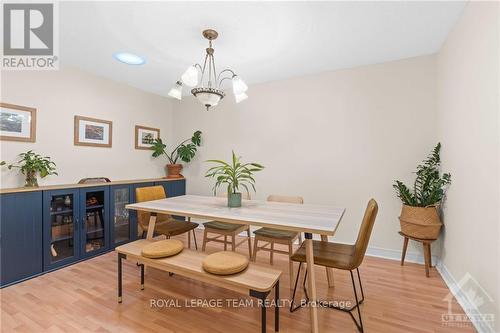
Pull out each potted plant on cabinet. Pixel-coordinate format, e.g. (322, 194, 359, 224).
(205, 151, 264, 207)
(1, 150, 58, 187)
(151, 130, 202, 179)
(393, 143, 451, 239)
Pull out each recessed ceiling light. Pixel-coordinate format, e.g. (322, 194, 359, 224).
(113, 52, 146, 65)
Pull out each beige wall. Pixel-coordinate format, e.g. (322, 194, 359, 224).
(0, 66, 174, 188)
(173, 55, 437, 257)
(436, 2, 499, 331)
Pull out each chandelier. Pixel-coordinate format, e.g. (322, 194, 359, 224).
(168, 29, 248, 110)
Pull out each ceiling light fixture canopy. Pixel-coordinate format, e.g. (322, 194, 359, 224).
(168, 29, 248, 110)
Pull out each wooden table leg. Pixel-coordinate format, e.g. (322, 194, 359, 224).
(401, 236, 409, 266)
(146, 213, 157, 240)
(305, 233, 319, 333)
(321, 235, 334, 287)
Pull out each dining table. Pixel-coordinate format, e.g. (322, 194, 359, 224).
(126, 194, 345, 333)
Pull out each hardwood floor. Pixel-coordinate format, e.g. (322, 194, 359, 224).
(1, 231, 475, 333)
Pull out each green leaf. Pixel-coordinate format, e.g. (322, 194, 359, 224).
(205, 151, 264, 196)
(394, 143, 451, 207)
(191, 130, 202, 146)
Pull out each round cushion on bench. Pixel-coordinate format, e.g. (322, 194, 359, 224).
(141, 239, 184, 259)
(202, 251, 249, 275)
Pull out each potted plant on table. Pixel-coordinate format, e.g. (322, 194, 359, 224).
(1, 150, 58, 187)
(205, 151, 264, 207)
(151, 130, 202, 179)
(393, 143, 451, 239)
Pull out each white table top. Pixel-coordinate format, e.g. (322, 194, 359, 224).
(126, 194, 345, 236)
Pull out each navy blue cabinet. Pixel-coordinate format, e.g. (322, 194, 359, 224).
(1, 178, 185, 287)
(43, 189, 80, 271)
(155, 178, 186, 197)
(109, 185, 135, 247)
(80, 186, 109, 258)
(1, 192, 43, 287)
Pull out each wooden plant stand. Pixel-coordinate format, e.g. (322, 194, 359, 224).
(399, 231, 436, 277)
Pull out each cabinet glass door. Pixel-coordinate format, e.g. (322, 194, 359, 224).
(113, 187, 130, 244)
(48, 192, 77, 264)
(82, 189, 108, 255)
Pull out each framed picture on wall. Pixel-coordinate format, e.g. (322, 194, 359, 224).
(0, 103, 36, 142)
(74, 116, 112, 147)
(135, 125, 160, 150)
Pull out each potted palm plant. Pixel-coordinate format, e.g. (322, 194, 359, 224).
(393, 143, 451, 239)
(205, 151, 264, 207)
(151, 130, 202, 179)
(1, 150, 58, 187)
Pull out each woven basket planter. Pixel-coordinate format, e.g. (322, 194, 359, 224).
(399, 205, 442, 240)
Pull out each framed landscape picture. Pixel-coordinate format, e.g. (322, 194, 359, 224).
(0, 103, 36, 142)
(135, 125, 160, 150)
(74, 116, 112, 147)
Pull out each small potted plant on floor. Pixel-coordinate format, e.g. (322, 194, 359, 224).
(151, 130, 202, 179)
(1, 150, 58, 187)
(393, 143, 451, 239)
(205, 151, 264, 207)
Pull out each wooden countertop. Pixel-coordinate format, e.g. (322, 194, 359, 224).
(0, 177, 184, 194)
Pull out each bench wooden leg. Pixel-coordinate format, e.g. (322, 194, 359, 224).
(224, 236, 227, 251)
(232, 235, 236, 251)
(401, 237, 409, 266)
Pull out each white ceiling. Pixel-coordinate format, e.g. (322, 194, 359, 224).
(60, 1, 466, 97)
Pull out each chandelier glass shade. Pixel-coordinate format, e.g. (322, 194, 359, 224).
(168, 29, 248, 110)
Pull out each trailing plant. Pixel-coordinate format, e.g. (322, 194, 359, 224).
(152, 130, 202, 164)
(205, 151, 264, 196)
(393, 143, 451, 207)
(1, 150, 58, 187)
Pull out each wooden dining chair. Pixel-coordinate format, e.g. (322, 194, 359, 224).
(252, 195, 304, 289)
(289, 199, 378, 333)
(135, 186, 199, 249)
(201, 192, 252, 257)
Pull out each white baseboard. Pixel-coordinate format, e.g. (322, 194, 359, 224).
(364, 245, 439, 265)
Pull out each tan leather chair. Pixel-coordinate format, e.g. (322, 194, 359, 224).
(252, 195, 304, 289)
(201, 192, 252, 257)
(135, 186, 199, 249)
(290, 199, 378, 333)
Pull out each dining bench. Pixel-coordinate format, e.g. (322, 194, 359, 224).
(115, 239, 281, 333)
